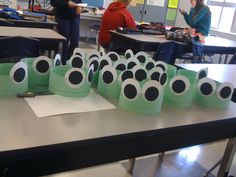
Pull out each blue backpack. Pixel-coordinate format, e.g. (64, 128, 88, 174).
(0, 7, 23, 20)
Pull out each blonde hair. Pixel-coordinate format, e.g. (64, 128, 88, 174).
(116, 0, 132, 5)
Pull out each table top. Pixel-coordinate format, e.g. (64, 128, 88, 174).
(110, 31, 236, 49)
(81, 13, 102, 21)
(177, 64, 236, 87)
(0, 26, 65, 40)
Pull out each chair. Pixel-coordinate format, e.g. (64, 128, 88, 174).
(0, 36, 40, 63)
(85, 21, 100, 44)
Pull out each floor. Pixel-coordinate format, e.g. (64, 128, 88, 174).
(44, 40, 236, 177)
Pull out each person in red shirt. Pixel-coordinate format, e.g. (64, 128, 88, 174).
(98, 0, 136, 50)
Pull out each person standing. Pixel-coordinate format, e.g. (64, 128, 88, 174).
(51, 0, 83, 64)
(98, 0, 137, 50)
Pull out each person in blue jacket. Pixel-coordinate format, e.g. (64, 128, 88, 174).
(51, 0, 83, 64)
(153, 0, 211, 64)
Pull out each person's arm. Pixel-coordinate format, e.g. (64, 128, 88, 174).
(125, 13, 137, 29)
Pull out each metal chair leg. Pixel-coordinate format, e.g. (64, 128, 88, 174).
(128, 158, 136, 174)
(203, 158, 222, 177)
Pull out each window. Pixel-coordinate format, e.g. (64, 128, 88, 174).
(206, 0, 236, 33)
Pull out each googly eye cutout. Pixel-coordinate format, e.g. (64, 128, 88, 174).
(113, 59, 127, 71)
(142, 80, 162, 102)
(134, 51, 149, 64)
(68, 55, 85, 69)
(73, 48, 85, 59)
(118, 69, 134, 85)
(101, 65, 117, 85)
(144, 59, 155, 71)
(86, 57, 99, 73)
(54, 54, 62, 66)
(148, 67, 163, 81)
(132, 66, 148, 82)
(86, 50, 100, 61)
(125, 49, 134, 59)
(126, 58, 140, 69)
(122, 79, 141, 101)
(33, 56, 52, 75)
(10, 61, 28, 84)
(99, 56, 112, 70)
(169, 76, 190, 95)
(87, 64, 94, 84)
(155, 61, 167, 72)
(196, 68, 208, 80)
(197, 78, 216, 97)
(216, 82, 234, 100)
(106, 51, 120, 62)
(65, 68, 85, 88)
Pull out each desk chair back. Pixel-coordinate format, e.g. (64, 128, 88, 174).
(0, 36, 40, 63)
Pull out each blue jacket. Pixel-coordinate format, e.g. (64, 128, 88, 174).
(184, 5, 211, 36)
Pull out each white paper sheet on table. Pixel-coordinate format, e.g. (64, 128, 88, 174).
(25, 90, 116, 118)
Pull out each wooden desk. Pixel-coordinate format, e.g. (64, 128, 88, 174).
(110, 31, 236, 55)
(1, 87, 236, 176)
(0, 26, 65, 56)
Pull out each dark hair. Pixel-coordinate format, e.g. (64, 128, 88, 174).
(195, 0, 205, 13)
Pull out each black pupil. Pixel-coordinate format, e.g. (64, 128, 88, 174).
(37, 60, 49, 73)
(126, 53, 131, 59)
(145, 87, 159, 101)
(127, 62, 136, 69)
(220, 86, 232, 99)
(199, 71, 207, 79)
(124, 84, 137, 99)
(91, 60, 99, 72)
(88, 69, 93, 83)
(156, 64, 166, 71)
(72, 57, 83, 68)
(109, 54, 118, 61)
(69, 71, 83, 85)
(137, 56, 146, 63)
(122, 71, 133, 81)
(89, 54, 98, 59)
(14, 68, 25, 82)
(100, 60, 109, 70)
(172, 80, 186, 93)
(151, 72, 160, 81)
(135, 69, 147, 81)
(116, 64, 126, 71)
(200, 83, 213, 95)
(160, 73, 167, 85)
(146, 62, 154, 70)
(103, 71, 113, 84)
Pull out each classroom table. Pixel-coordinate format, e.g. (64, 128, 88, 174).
(1, 65, 236, 177)
(0, 26, 65, 56)
(110, 31, 236, 58)
(0, 18, 57, 29)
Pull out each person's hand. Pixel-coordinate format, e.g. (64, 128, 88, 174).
(76, 7, 83, 15)
(68, 0, 77, 8)
(179, 8, 186, 15)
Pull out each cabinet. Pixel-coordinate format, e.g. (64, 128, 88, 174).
(128, 0, 168, 23)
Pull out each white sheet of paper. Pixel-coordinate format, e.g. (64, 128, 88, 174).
(146, 0, 165, 6)
(76, 3, 88, 7)
(25, 90, 116, 118)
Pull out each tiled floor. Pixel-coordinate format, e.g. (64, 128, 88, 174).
(44, 41, 236, 177)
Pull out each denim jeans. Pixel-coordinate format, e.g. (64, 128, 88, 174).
(56, 16, 80, 64)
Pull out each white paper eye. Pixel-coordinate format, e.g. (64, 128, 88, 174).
(101, 65, 117, 85)
(134, 51, 149, 64)
(65, 68, 85, 88)
(122, 79, 141, 101)
(54, 54, 62, 66)
(197, 78, 216, 96)
(10, 62, 28, 84)
(68, 55, 85, 69)
(86, 58, 99, 73)
(86, 50, 100, 61)
(142, 80, 162, 102)
(125, 49, 134, 59)
(99, 56, 112, 70)
(73, 48, 85, 59)
(155, 61, 167, 72)
(126, 58, 140, 69)
(169, 76, 190, 95)
(196, 68, 208, 80)
(113, 59, 127, 71)
(216, 82, 234, 100)
(106, 51, 120, 62)
(33, 56, 52, 75)
(148, 67, 164, 81)
(118, 69, 134, 85)
(87, 65, 94, 83)
(132, 66, 147, 82)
